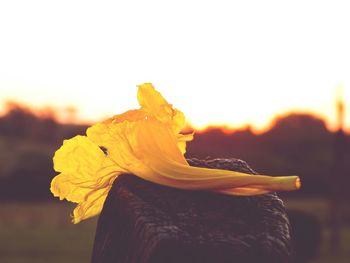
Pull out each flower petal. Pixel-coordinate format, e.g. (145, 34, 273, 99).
(104, 109, 146, 124)
(53, 135, 116, 176)
(137, 83, 186, 133)
(51, 135, 120, 221)
(177, 132, 194, 155)
(51, 171, 117, 203)
(72, 183, 113, 224)
(134, 119, 188, 165)
(87, 120, 157, 181)
(137, 83, 169, 119)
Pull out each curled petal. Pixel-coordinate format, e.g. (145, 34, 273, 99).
(137, 83, 169, 121)
(72, 182, 113, 224)
(170, 108, 186, 134)
(137, 83, 186, 133)
(177, 132, 194, 155)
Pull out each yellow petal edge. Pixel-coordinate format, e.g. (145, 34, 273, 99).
(51, 83, 300, 223)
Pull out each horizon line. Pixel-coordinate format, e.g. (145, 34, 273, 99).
(0, 100, 347, 135)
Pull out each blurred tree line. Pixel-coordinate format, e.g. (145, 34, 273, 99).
(0, 102, 86, 200)
(0, 101, 348, 200)
(187, 113, 350, 196)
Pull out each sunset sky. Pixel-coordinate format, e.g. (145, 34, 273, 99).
(0, 1, 349, 132)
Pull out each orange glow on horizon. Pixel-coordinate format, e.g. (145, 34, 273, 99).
(0, 99, 347, 135)
(186, 109, 343, 135)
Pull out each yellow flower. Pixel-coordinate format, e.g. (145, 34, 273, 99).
(51, 83, 300, 223)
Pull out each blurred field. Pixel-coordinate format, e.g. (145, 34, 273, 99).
(284, 198, 350, 263)
(0, 202, 97, 263)
(1, 198, 349, 263)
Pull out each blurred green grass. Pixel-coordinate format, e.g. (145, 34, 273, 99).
(0, 202, 96, 263)
(0, 198, 349, 263)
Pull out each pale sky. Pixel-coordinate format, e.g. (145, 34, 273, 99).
(0, 0, 349, 131)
